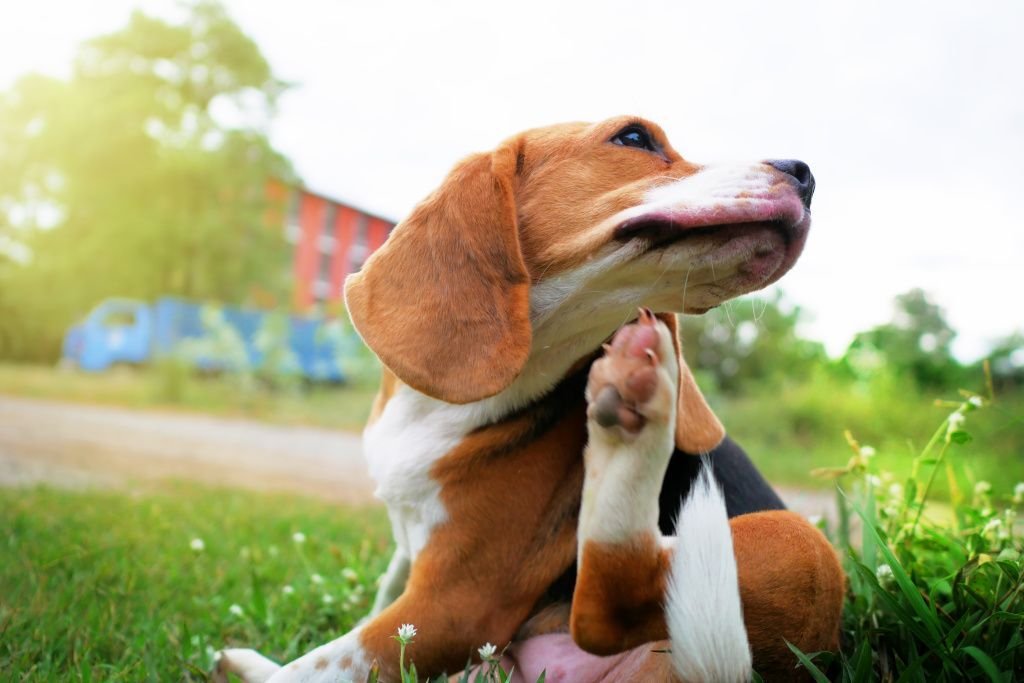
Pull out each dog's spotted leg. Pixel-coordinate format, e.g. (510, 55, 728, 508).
(571, 307, 680, 655)
(572, 308, 846, 681)
(212, 648, 281, 683)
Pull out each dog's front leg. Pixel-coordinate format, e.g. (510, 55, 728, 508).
(368, 547, 411, 617)
(571, 308, 681, 655)
(571, 310, 845, 681)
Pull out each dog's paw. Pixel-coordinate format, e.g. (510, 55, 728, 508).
(211, 648, 281, 683)
(586, 308, 678, 441)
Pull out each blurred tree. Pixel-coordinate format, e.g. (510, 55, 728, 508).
(680, 290, 827, 395)
(844, 288, 960, 389)
(0, 1, 294, 361)
(982, 331, 1024, 393)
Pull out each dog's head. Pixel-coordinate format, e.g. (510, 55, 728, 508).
(345, 116, 812, 442)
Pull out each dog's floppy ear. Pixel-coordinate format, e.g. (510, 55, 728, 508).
(657, 314, 726, 453)
(344, 142, 531, 404)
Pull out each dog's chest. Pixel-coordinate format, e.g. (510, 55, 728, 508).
(361, 386, 495, 559)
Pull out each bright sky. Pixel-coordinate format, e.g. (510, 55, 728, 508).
(3, 0, 1021, 360)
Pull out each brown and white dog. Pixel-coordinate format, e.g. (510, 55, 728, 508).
(215, 116, 845, 682)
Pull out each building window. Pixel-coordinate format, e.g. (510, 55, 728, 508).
(348, 213, 370, 273)
(284, 190, 302, 243)
(315, 204, 338, 300)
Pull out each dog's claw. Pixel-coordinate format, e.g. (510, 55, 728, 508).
(587, 314, 673, 435)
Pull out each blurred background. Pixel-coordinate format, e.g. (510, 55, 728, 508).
(0, 0, 1021, 494)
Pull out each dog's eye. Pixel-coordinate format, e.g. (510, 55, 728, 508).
(611, 125, 656, 152)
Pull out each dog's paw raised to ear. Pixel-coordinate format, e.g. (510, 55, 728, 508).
(586, 307, 678, 439)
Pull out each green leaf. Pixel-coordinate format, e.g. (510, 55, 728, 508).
(849, 494, 946, 647)
(851, 638, 873, 683)
(959, 645, 1002, 682)
(784, 641, 831, 683)
(948, 430, 972, 445)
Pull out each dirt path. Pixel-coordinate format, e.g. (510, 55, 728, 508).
(0, 394, 376, 503)
(0, 394, 836, 517)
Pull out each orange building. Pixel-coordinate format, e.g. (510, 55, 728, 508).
(271, 183, 396, 310)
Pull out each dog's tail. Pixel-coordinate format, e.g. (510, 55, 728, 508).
(666, 458, 753, 682)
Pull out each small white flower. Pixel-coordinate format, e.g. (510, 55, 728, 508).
(807, 514, 823, 527)
(190, 538, 205, 552)
(347, 593, 362, 606)
(228, 604, 244, 617)
(478, 642, 497, 660)
(311, 573, 324, 584)
(975, 481, 992, 496)
(342, 568, 359, 583)
(397, 623, 417, 642)
(969, 396, 983, 407)
(983, 518, 1001, 533)
(292, 532, 306, 544)
(281, 585, 294, 595)
(947, 412, 965, 430)
(888, 483, 904, 499)
(322, 594, 335, 605)
(876, 563, 894, 585)
(859, 446, 876, 459)
(1013, 482, 1024, 504)
(867, 475, 882, 488)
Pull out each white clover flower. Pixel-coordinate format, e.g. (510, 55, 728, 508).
(859, 446, 876, 459)
(322, 594, 335, 605)
(969, 396, 983, 407)
(876, 563, 894, 585)
(1013, 482, 1024, 504)
(983, 518, 1002, 538)
(292, 532, 306, 544)
(347, 593, 361, 606)
(397, 623, 417, 642)
(228, 604, 244, 617)
(190, 538, 205, 552)
(975, 481, 992, 496)
(867, 475, 882, 488)
(478, 642, 497, 660)
(948, 412, 966, 430)
(888, 483, 904, 499)
(282, 585, 295, 596)
(342, 568, 359, 583)
(311, 573, 324, 585)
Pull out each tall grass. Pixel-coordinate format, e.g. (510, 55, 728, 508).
(792, 385, 1024, 680)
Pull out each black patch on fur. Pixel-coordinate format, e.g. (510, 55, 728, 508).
(658, 435, 786, 533)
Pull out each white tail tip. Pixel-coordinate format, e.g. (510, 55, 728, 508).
(666, 458, 752, 682)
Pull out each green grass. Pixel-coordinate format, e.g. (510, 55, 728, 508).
(2, 386, 1022, 681)
(715, 373, 1024, 494)
(0, 362, 379, 432)
(2, 362, 1022, 496)
(0, 483, 391, 681)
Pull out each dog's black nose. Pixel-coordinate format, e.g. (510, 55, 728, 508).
(765, 159, 815, 209)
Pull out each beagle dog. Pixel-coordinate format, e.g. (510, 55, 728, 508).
(215, 116, 844, 682)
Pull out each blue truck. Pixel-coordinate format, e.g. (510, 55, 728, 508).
(61, 297, 355, 382)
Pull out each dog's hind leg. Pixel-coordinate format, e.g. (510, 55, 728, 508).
(212, 648, 281, 683)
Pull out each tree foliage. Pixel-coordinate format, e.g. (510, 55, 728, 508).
(681, 290, 827, 395)
(845, 288, 961, 389)
(0, 1, 294, 361)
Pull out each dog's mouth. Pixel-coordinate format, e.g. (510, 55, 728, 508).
(613, 205, 811, 291)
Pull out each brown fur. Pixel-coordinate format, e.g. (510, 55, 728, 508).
(340, 116, 842, 680)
